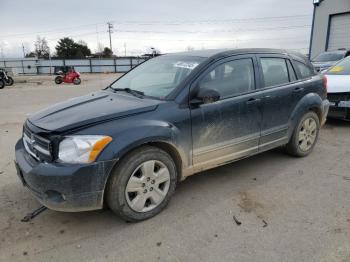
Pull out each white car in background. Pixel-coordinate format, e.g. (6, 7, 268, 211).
(324, 56, 350, 121)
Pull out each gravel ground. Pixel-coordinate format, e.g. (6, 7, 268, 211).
(0, 74, 349, 262)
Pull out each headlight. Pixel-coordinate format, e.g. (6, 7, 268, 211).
(58, 135, 112, 164)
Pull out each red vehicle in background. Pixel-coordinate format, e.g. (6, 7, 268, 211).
(54, 66, 81, 85)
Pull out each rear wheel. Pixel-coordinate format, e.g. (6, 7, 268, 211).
(73, 77, 81, 85)
(286, 111, 320, 157)
(0, 79, 5, 89)
(106, 146, 177, 222)
(5, 77, 14, 86)
(54, 76, 63, 84)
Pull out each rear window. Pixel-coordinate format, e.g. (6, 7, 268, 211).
(294, 61, 314, 79)
(260, 58, 289, 87)
(327, 57, 350, 75)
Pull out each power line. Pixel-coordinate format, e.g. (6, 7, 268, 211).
(1, 22, 105, 38)
(1, 14, 311, 39)
(114, 25, 311, 34)
(111, 14, 311, 25)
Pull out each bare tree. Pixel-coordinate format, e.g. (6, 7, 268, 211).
(34, 36, 50, 58)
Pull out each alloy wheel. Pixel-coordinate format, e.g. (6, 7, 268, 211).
(298, 117, 317, 151)
(125, 160, 170, 212)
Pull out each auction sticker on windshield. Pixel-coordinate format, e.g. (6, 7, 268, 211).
(173, 61, 199, 70)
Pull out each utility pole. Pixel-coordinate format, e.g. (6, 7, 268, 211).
(0, 42, 4, 59)
(107, 22, 114, 53)
(22, 43, 26, 58)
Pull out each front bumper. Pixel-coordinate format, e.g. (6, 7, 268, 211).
(327, 93, 350, 121)
(15, 139, 116, 212)
(328, 106, 350, 121)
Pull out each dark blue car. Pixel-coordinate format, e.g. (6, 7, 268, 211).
(15, 49, 329, 221)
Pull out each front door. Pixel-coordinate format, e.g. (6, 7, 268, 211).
(190, 55, 262, 171)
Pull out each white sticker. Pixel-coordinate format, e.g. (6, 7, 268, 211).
(338, 101, 350, 108)
(173, 61, 199, 70)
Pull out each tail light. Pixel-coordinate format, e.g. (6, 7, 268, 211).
(322, 75, 328, 96)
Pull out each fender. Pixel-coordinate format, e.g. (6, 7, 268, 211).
(95, 118, 190, 170)
(288, 92, 323, 138)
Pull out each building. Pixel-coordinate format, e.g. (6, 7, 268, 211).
(309, 0, 350, 59)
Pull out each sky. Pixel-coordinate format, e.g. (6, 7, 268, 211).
(0, 0, 314, 58)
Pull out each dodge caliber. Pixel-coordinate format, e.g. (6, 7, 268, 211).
(15, 49, 329, 221)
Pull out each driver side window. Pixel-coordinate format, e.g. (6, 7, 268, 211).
(198, 58, 255, 99)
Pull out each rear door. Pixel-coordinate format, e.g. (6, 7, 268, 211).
(190, 55, 263, 169)
(256, 54, 301, 151)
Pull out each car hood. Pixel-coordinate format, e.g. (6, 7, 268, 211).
(326, 75, 350, 93)
(28, 90, 161, 132)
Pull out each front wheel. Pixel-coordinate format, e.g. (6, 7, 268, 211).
(73, 77, 81, 85)
(0, 79, 5, 89)
(5, 77, 14, 86)
(286, 111, 320, 157)
(54, 76, 63, 84)
(106, 146, 177, 222)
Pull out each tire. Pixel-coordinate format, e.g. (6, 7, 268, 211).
(286, 111, 320, 157)
(0, 79, 5, 89)
(55, 76, 63, 84)
(5, 77, 14, 86)
(73, 77, 81, 85)
(106, 146, 177, 222)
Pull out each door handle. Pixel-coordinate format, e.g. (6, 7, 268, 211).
(246, 98, 261, 105)
(293, 87, 304, 93)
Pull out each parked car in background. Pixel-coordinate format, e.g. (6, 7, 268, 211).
(312, 49, 350, 72)
(15, 48, 329, 222)
(324, 56, 350, 121)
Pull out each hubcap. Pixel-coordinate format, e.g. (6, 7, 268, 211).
(125, 160, 170, 213)
(298, 117, 317, 151)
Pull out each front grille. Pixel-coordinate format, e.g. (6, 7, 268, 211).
(23, 123, 52, 161)
(328, 93, 350, 103)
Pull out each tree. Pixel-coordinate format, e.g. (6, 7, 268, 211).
(92, 46, 114, 58)
(25, 52, 36, 58)
(55, 37, 91, 58)
(76, 40, 91, 57)
(34, 36, 50, 58)
(102, 47, 113, 58)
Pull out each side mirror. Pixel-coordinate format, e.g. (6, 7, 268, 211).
(191, 88, 220, 106)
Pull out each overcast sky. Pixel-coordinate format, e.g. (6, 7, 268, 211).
(1, 0, 314, 58)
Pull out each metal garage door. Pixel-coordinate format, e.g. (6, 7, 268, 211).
(328, 13, 350, 51)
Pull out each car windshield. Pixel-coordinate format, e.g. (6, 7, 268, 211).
(110, 55, 205, 99)
(326, 57, 350, 75)
(313, 52, 345, 62)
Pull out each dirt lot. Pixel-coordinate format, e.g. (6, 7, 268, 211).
(0, 74, 349, 262)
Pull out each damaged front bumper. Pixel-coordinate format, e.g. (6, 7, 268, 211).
(15, 139, 116, 212)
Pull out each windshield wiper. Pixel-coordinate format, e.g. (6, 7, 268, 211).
(110, 87, 144, 98)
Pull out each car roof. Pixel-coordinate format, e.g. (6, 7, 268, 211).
(166, 48, 303, 58)
(164, 48, 310, 65)
(319, 50, 347, 55)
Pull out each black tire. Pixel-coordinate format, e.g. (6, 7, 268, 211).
(54, 76, 63, 84)
(5, 77, 14, 86)
(73, 77, 81, 85)
(0, 79, 5, 89)
(106, 146, 177, 222)
(286, 111, 320, 157)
